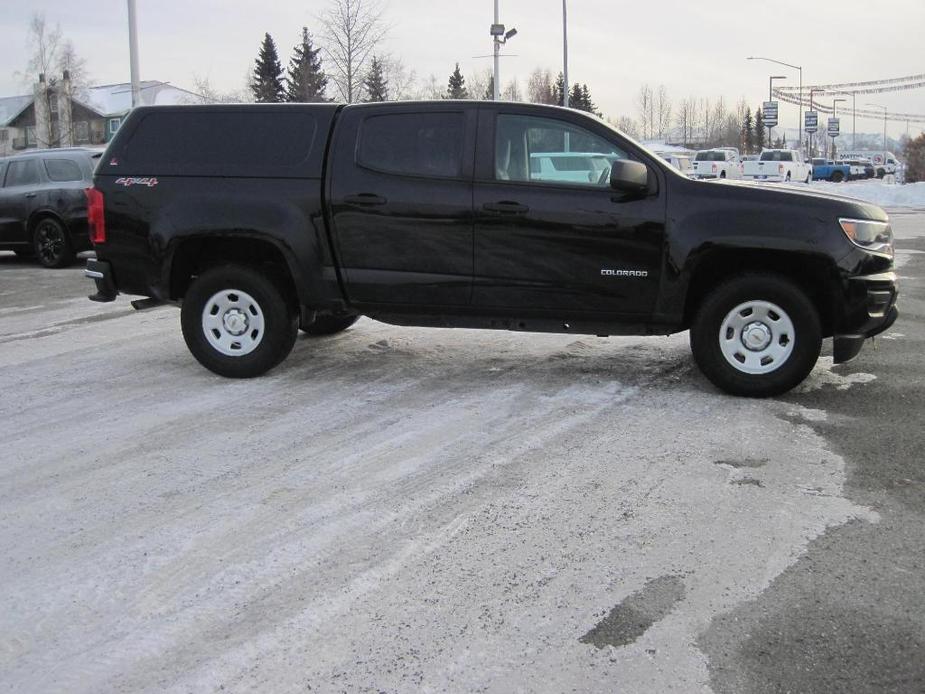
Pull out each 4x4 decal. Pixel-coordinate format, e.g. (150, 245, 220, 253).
(115, 177, 159, 188)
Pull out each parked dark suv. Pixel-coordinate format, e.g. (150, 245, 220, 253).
(0, 147, 99, 267)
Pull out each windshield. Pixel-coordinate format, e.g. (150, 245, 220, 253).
(695, 151, 726, 162)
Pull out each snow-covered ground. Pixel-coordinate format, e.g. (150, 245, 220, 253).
(795, 180, 925, 208)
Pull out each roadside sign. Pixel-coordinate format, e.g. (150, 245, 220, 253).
(827, 118, 840, 138)
(763, 101, 779, 128)
(805, 111, 818, 134)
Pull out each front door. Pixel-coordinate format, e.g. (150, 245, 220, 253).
(472, 110, 666, 316)
(328, 106, 476, 307)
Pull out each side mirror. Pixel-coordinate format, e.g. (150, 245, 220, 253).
(610, 160, 649, 195)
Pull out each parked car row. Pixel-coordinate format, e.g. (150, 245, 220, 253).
(0, 147, 100, 267)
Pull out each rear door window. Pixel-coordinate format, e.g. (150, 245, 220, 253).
(113, 110, 319, 177)
(358, 112, 465, 179)
(44, 158, 84, 182)
(4, 159, 40, 187)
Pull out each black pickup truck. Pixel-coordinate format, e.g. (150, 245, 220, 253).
(84, 102, 898, 397)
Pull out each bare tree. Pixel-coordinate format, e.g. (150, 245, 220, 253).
(381, 55, 416, 100)
(318, 0, 387, 103)
(502, 78, 522, 102)
(527, 68, 556, 105)
(610, 115, 639, 139)
(418, 74, 444, 100)
(468, 68, 493, 101)
(188, 74, 251, 104)
(636, 84, 655, 140)
(675, 98, 695, 146)
(655, 85, 672, 141)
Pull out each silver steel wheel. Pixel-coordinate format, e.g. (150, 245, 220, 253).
(201, 289, 265, 357)
(719, 300, 795, 375)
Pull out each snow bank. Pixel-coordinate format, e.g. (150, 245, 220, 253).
(806, 180, 925, 208)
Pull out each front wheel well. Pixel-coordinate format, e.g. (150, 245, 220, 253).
(683, 250, 840, 337)
(169, 236, 298, 309)
(27, 211, 67, 238)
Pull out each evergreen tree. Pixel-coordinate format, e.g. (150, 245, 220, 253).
(445, 63, 468, 99)
(286, 27, 328, 103)
(363, 56, 388, 102)
(580, 84, 597, 115)
(483, 75, 494, 101)
(252, 33, 286, 103)
(569, 83, 584, 111)
(552, 72, 566, 106)
(755, 108, 766, 151)
(743, 107, 754, 154)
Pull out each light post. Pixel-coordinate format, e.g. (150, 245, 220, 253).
(833, 98, 847, 159)
(768, 75, 787, 146)
(562, 0, 569, 108)
(127, 0, 141, 107)
(490, 1, 517, 101)
(748, 56, 803, 152)
(866, 103, 888, 153)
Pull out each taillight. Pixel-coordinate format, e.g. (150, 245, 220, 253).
(86, 187, 105, 244)
(712, 163, 718, 173)
(778, 164, 785, 174)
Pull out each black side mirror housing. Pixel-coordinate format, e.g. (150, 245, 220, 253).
(610, 160, 649, 195)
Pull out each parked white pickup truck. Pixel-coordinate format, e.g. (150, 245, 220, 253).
(743, 149, 812, 183)
(690, 149, 742, 180)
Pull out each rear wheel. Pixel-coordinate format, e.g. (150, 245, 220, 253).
(181, 264, 298, 378)
(690, 274, 821, 397)
(301, 314, 360, 336)
(831, 171, 845, 183)
(785, 172, 792, 182)
(33, 218, 75, 268)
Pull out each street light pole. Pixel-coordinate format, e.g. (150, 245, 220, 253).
(562, 0, 569, 108)
(127, 0, 141, 108)
(492, 0, 501, 101)
(866, 103, 888, 153)
(748, 56, 803, 152)
(833, 98, 847, 160)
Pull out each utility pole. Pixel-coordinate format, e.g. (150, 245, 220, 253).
(562, 0, 569, 108)
(127, 0, 141, 107)
(866, 103, 888, 154)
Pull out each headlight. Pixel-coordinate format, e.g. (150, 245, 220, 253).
(839, 218, 894, 258)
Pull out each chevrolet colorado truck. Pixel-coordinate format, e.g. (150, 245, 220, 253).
(84, 102, 898, 397)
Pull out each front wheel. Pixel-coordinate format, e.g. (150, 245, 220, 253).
(181, 264, 298, 378)
(690, 274, 821, 397)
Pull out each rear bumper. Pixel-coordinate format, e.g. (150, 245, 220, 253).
(832, 271, 899, 364)
(85, 258, 118, 302)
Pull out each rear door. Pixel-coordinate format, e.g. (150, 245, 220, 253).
(0, 158, 43, 244)
(471, 107, 666, 315)
(327, 105, 477, 307)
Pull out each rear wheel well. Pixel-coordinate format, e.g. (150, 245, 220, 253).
(27, 211, 67, 239)
(683, 250, 839, 337)
(169, 237, 298, 309)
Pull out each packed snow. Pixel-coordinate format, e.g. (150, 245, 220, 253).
(796, 180, 925, 208)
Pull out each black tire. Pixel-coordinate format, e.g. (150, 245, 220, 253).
(301, 314, 360, 336)
(690, 274, 822, 398)
(33, 217, 75, 268)
(720, 171, 727, 179)
(831, 171, 845, 183)
(785, 172, 792, 182)
(181, 264, 298, 378)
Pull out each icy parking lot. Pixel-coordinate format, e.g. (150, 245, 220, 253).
(1, 209, 923, 693)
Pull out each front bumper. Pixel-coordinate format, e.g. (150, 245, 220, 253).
(85, 258, 117, 302)
(832, 271, 899, 363)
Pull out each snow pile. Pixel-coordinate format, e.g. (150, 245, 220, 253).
(808, 180, 925, 208)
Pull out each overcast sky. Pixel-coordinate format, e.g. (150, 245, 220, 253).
(1, 0, 922, 137)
